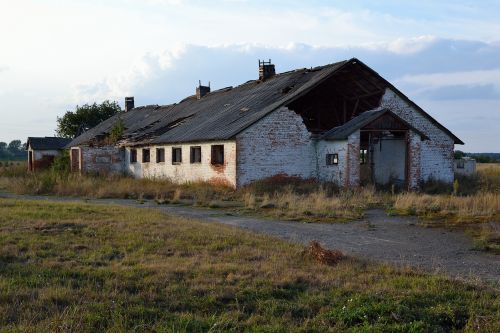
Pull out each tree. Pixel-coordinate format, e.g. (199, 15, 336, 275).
(454, 150, 465, 159)
(7, 140, 22, 153)
(56, 100, 122, 138)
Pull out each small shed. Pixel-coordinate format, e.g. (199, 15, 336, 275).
(454, 157, 476, 176)
(27, 137, 72, 172)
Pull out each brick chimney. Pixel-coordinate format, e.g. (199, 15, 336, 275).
(196, 81, 210, 99)
(125, 97, 135, 112)
(259, 59, 276, 81)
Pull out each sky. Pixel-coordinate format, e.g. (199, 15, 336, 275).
(0, 0, 499, 152)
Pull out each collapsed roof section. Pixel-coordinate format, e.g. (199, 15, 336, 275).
(66, 58, 463, 148)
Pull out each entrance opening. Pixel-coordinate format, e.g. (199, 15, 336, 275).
(71, 149, 80, 172)
(360, 131, 408, 187)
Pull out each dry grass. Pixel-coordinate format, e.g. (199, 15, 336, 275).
(393, 192, 499, 223)
(1, 170, 386, 222)
(305, 241, 344, 266)
(392, 192, 500, 252)
(0, 198, 498, 332)
(243, 186, 385, 221)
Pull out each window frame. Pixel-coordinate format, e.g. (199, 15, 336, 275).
(190, 146, 202, 164)
(142, 148, 150, 163)
(211, 145, 224, 165)
(360, 149, 368, 165)
(156, 148, 165, 163)
(172, 147, 182, 164)
(130, 149, 137, 163)
(326, 153, 339, 166)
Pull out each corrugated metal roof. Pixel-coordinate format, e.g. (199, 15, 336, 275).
(66, 57, 461, 147)
(66, 60, 349, 147)
(27, 137, 72, 150)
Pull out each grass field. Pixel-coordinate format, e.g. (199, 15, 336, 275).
(0, 198, 499, 332)
(1, 161, 499, 251)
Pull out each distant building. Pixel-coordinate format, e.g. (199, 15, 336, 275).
(27, 137, 71, 172)
(454, 157, 476, 176)
(66, 58, 463, 189)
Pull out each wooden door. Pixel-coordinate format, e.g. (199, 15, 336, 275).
(71, 149, 80, 172)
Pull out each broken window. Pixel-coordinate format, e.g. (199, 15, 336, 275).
(360, 149, 368, 164)
(130, 149, 137, 163)
(156, 148, 165, 163)
(142, 149, 150, 163)
(326, 153, 338, 165)
(190, 146, 201, 164)
(211, 145, 224, 165)
(172, 147, 182, 164)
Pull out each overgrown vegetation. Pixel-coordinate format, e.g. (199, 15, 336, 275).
(1, 162, 499, 250)
(0, 198, 498, 332)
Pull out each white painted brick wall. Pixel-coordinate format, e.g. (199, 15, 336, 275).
(124, 141, 237, 187)
(316, 140, 349, 185)
(381, 89, 455, 184)
(80, 145, 124, 174)
(235, 107, 315, 186)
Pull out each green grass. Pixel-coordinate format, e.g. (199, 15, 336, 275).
(0, 199, 498, 332)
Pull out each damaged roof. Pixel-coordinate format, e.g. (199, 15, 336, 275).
(27, 137, 72, 150)
(66, 58, 463, 147)
(321, 108, 429, 141)
(67, 60, 348, 147)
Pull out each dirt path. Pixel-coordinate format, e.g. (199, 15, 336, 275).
(2, 193, 499, 284)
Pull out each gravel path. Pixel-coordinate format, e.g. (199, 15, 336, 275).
(2, 193, 498, 285)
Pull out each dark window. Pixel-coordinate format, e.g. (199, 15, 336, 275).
(190, 146, 201, 163)
(156, 148, 165, 163)
(142, 149, 150, 163)
(211, 145, 224, 165)
(130, 149, 137, 163)
(172, 147, 182, 164)
(456, 160, 464, 169)
(360, 149, 368, 164)
(326, 153, 338, 165)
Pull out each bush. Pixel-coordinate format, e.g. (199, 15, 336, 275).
(51, 150, 71, 174)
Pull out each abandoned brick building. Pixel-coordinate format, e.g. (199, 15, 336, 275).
(27, 137, 72, 172)
(66, 58, 463, 188)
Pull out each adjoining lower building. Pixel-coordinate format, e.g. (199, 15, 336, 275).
(454, 157, 476, 176)
(66, 58, 463, 189)
(27, 137, 72, 172)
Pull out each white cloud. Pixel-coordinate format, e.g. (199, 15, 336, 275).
(399, 69, 500, 88)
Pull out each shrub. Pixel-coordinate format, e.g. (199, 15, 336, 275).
(51, 150, 71, 174)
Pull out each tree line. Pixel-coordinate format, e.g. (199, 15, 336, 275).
(0, 140, 26, 161)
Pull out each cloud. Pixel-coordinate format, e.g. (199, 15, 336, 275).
(45, 36, 500, 152)
(419, 84, 500, 100)
(74, 37, 500, 104)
